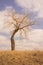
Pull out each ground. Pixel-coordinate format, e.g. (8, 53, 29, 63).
(0, 50, 43, 65)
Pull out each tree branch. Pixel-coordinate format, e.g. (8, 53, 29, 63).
(10, 22, 17, 28)
(19, 14, 28, 26)
(11, 27, 19, 38)
(19, 22, 34, 30)
(11, 12, 19, 25)
(12, 16, 18, 24)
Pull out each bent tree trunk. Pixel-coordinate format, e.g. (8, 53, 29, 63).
(10, 28, 19, 50)
(11, 36, 15, 50)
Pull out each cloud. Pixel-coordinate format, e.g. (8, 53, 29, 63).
(0, 9, 9, 32)
(0, 11, 5, 30)
(28, 29, 43, 42)
(16, 29, 43, 50)
(16, 0, 43, 17)
(0, 35, 10, 50)
(0, 6, 15, 33)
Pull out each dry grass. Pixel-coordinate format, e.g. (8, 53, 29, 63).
(0, 50, 43, 65)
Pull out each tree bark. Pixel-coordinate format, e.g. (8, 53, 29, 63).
(10, 28, 19, 50)
(11, 36, 15, 50)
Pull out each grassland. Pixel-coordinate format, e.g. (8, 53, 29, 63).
(0, 50, 43, 65)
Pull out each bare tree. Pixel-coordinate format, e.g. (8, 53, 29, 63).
(4, 9, 35, 50)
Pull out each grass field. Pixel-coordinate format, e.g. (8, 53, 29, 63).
(0, 50, 43, 65)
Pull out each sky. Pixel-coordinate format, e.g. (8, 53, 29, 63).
(0, 0, 43, 50)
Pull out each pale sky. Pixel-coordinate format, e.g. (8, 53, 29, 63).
(16, 0, 43, 18)
(0, 0, 43, 50)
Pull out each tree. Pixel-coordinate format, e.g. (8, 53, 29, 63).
(4, 9, 35, 50)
